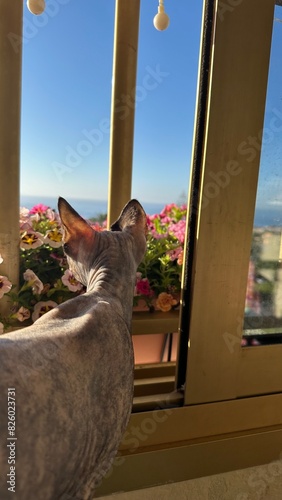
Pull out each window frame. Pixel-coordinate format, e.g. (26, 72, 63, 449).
(184, 0, 282, 405)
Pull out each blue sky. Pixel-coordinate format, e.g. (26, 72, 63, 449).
(256, 6, 282, 211)
(20, 1, 282, 213)
(20, 0, 203, 205)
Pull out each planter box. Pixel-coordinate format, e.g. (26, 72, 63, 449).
(132, 310, 179, 364)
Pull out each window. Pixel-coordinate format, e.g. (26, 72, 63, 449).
(184, 0, 282, 405)
(97, 0, 282, 496)
(1, 0, 281, 497)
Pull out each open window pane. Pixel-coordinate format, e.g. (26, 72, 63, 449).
(129, 0, 203, 409)
(184, 0, 282, 404)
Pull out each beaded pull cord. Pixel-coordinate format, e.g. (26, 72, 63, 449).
(153, 0, 170, 31)
(26, 0, 170, 31)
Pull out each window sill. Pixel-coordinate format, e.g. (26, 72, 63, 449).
(96, 393, 282, 497)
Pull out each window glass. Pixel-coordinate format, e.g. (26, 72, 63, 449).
(244, 6, 282, 346)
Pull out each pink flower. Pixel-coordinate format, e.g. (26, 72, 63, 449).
(150, 229, 168, 240)
(161, 203, 178, 215)
(20, 207, 30, 220)
(135, 278, 152, 297)
(168, 220, 186, 244)
(89, 221, 106, 232)
(29, 203, 49, 214)
(62, 270, 83, 292)
(156, 292, 177, 312)
(19, 207, 33, 231)
(168, 247, 183, 261)
(32, 300, 58, 322)
(20, 231, 44, 249)
(16, 306, 30, 322)
(50, 252, 67, 267)
(0, 276, 12, 298)
(23, 269, 44, 295)
(160, 215, 171, 224)
(147, 214, 156, 224)
(20, 221, 33, 231)
(46, 208, 59, 222)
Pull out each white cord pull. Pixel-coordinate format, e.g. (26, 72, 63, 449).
(153, 0, 170, 31)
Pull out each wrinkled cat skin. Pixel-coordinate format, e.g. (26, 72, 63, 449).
(0, 198, 147, 499)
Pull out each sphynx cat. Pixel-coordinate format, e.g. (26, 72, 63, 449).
(0, 197, 147, 499)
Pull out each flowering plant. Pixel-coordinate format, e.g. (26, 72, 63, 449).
(0, 202, 186, 332)
(134, 203, 186, 311)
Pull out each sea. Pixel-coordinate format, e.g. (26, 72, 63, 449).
(20, 195, 166, 220)
(20, 195, 282, 227)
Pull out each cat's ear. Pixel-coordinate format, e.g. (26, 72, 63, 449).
(110, 199, 147, 237)
(58, 197, 94, 257)
(111, 200, 147, 264)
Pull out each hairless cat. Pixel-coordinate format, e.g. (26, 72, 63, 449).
(0, 197, 147, 499)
